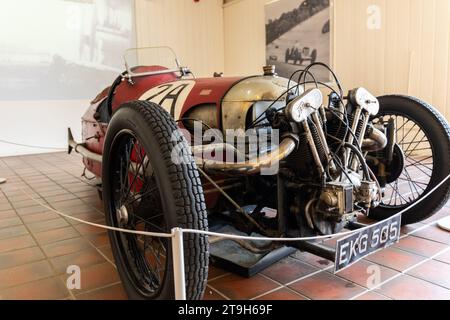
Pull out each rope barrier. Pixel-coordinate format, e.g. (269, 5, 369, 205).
(247, 213, 450, 301)
(18, 173, 450, 300)
(21, 192, 173, 238)
(0, 139, 66, 151)
(21, 173, 450, 242)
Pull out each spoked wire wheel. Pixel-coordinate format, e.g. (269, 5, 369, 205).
(109, 131, 167, 298)
(372, 114, 433, 208)
(369, 95, 450, 224)
(102, 101, 209, 300)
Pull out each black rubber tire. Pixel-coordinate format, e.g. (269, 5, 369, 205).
(102, 100, 209, 300)
(370, 95, 450, 225)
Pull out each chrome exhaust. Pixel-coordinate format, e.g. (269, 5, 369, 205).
(68, 128, 298, 176)
(362, 125, 388, 152)
(68, 128, 149, 177)
(68, 128, 102, 163)
(196, 136, 297, 175)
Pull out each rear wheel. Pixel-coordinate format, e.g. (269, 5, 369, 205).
(102, 100, 209, 300)
(369, 95, 450, 225)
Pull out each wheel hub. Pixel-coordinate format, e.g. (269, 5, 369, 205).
(116, 205, 129, 224)
(385, 143, 405, 184)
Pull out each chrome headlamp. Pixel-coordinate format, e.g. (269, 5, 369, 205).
(349, 87, 380, 115)
(285, 88, 323, 123)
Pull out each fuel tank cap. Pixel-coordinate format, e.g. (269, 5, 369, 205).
(263, 65, 277, 76)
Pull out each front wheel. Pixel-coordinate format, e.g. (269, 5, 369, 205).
(369, 95, 450, 225)
(102, 100, 209, 300)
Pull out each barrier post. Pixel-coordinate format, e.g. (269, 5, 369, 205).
(171, 227, 186, 300)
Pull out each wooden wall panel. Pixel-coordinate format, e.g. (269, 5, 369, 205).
(134, 0, 224, 77)
(223, 0, 267, 75)
(223, 0, 450, 119)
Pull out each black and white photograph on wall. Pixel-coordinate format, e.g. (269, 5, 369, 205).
(0, 0, 135, 101)
(265, 0, 331, 82)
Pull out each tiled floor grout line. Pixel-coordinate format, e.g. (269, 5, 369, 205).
(349, 245, 450, 300)
(17, 159, 119, 271)
(5, 155, 385, 300)
(253, 273, 311, 300)
(18, 155, 97, 196)
(314, 242, 450, 293)
(5, 159, 113, 281)
(0, 211, 74, 298)
(11, 189, 450, 299)
(253, 258, 394, 300)
(13, 156, 255, 300)
(86, 240, 117, 269)
(392, 238, 450, 259)
(281, 285, 311, 300)
(207, 272, 232, 283)
(317, 245, 450, 294)
(6, 155, 151, 297)
(408, 231, 450, 244)
(21, 158, 223, 287)
(275, 217, 450, 300)
(2, 153, 450, 300)
(205, 284, 231, 300)
(0, 163, 79, 300)
(249, 265, 333, 301)
(293, 257, 394, 300)
(72, 281, 122, 299)
(315, 225, 450, 295)
(0, 272, 68, 297)
(4, 194, 449, 300)
(1, 160, 130, 297)
(364, 251, 450, 291)
(34, 172, 104, 216)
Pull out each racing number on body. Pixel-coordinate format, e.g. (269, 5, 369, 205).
(140, 81, 195, 119)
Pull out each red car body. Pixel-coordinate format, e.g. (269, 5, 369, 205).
(81, 66, 245, 204)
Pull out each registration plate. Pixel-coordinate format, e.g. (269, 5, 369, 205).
(334, 214, 401, 272)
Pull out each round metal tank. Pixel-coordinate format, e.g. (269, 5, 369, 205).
(221, 75, 301, 131)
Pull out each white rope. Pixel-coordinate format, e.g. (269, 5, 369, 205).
(21, 173, 450, 243)
(21, 191, 173, 238)
(19, 174, 450, 301)
(0, 139, 65, 150)
(249, 209, 450, 300)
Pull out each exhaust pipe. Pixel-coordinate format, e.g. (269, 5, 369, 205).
(68, 128, 103, 163)
(362, 125, 388, 152)
(69, 127, 298, 176)
(68, 128, 148, 177)
(196, 136, 298, 175)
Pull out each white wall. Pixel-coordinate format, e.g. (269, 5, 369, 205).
(223, 0, 450, 120)
(0, 0, 225, 157)
(135, 0, 225, 77)
(333, 0, 450, 120)
(223, 0, 267, 76)
(0, 101, 86, 157)
(4, 0, 450, 157)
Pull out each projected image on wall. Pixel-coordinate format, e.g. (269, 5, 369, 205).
(0, 0, 134, 100)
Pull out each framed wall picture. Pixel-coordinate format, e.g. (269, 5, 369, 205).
(265, 0, 331, 82)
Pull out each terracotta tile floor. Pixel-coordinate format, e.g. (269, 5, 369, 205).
(0, 152, 449, 300)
